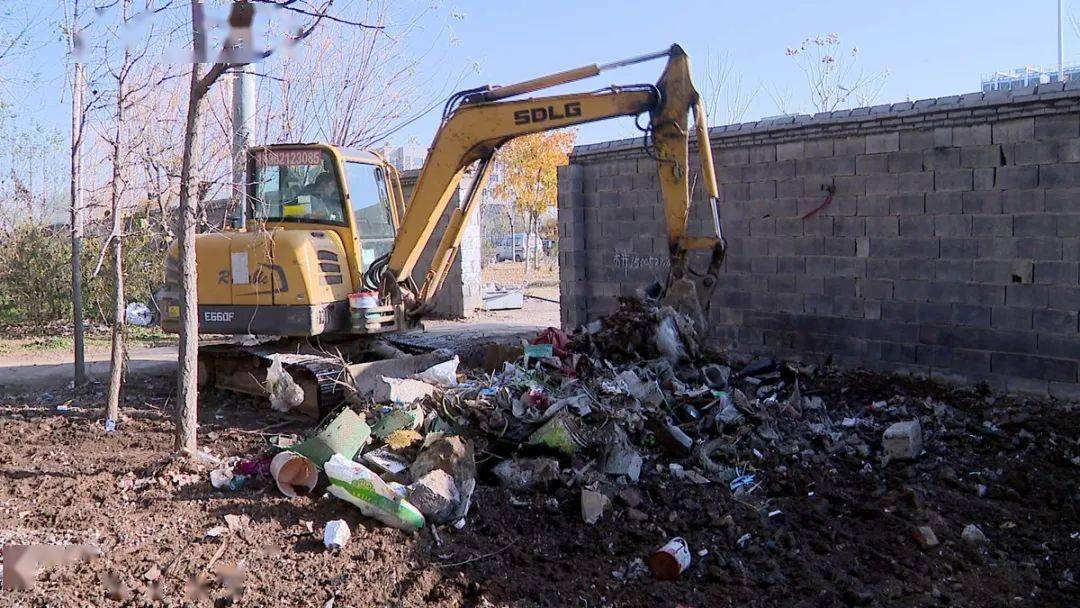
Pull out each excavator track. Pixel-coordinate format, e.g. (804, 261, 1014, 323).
(198, 343, 349, 418)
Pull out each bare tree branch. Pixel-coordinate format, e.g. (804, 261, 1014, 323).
(251, 0, 384, 29)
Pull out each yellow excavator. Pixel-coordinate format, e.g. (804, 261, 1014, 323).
(160, 44, 725, 414)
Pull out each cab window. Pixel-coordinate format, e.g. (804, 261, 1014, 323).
(345, 161, 396, 270)
(251, 149, 347, 225)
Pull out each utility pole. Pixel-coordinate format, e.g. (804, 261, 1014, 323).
(231, 66, 255, 227)
(70, 60, 87, 388)
(1059, 0, 1065, 82)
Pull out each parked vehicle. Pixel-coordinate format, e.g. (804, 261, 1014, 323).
(496, 232, 543, 262)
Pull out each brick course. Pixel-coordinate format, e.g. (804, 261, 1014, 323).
(560, 87, 1080, 396)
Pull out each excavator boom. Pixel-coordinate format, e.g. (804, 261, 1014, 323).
(384, 44, 724, 323)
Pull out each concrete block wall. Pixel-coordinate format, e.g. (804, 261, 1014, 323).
(559, 84, 1080, 398)
(400, 170, 482, 318)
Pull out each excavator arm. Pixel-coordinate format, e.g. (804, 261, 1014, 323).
(384, 44, 725, 325)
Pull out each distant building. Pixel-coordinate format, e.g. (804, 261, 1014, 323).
(377, 145, 427, 171)
(982, 65, 1080, 92)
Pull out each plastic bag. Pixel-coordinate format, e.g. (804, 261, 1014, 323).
(414, 356, 460, 387)
(266, 357, 304, 412)
(125, 302, 153, 327)
(654, 316, 687, 363)
(324, 454, 425, 531)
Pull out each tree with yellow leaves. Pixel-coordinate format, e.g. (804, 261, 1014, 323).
(491, 130, 576, 273)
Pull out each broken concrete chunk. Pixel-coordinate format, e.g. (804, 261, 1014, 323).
(408, 470, 460, 524)
(410, 435, 476, 483)
(373, 376, 437, 406)
(617, 487, 643, 508)
(961, 524, 988, 545)
(601, 446, 643, 482)
(701, 364, 731, 389)
(739, 357, 776, 378)
(348, 350, 454, 399)
(716, 394, 743, 427)
(580, 488, 610, 525)
(913, 526, 939, 549)
(883, 420, 923, 461)
(492, 458, 560, 492)
(654, 422, 693, 457)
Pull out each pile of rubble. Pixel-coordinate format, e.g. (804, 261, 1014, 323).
(208, 295, 1040, 582)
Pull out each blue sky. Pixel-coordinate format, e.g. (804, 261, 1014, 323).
(3, 0, 1074, 147)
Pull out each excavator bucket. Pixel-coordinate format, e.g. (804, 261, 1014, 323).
(648, 49, 726, 335)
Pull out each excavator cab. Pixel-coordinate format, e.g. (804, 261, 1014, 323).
(247, 144, 401, 276)
(160, 143, 405, 337)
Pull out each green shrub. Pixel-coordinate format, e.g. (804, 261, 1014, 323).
(0, 213, 167, 333)
(0, 224, 73, 326)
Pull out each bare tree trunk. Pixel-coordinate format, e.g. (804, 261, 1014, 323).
(105, 74, 126, 423)
(175, 56, 204, 454)
(507, 211, 515, 263)
(524, 215, 531, 276)
(70, 60, 86, 388)
(527, 215, 536, 278)
(172, 0, 343, 451)
(105, 230, 124, 422)
(105, 0, 135, 425)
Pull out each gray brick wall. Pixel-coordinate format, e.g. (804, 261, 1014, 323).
(559, 84, 1080, 399)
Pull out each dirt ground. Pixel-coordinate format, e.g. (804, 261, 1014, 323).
(0, 297, 561, 394)
(0, 348, 1077, 606)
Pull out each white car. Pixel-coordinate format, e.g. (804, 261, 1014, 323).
(495, 233, 543, 262)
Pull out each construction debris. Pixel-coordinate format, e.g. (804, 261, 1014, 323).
(119, 293, 1068, 604)
(374, 377, 437, 406)
(292, 408, 370, 467)
(269, 451, 318, 497)
(648, 537, 692, 581)
(883, 419, 923, 461)
(408, 470, 460, 524)
(962, 524, 989, 545)
(492, 458, 560, 492)
(913, 526, 940, 549)
(580, 488, 609, 525)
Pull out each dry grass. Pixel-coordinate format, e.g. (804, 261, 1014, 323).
(481, 259, 558, 287)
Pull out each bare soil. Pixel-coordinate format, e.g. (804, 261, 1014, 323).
(0, 359, 1076, 607)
